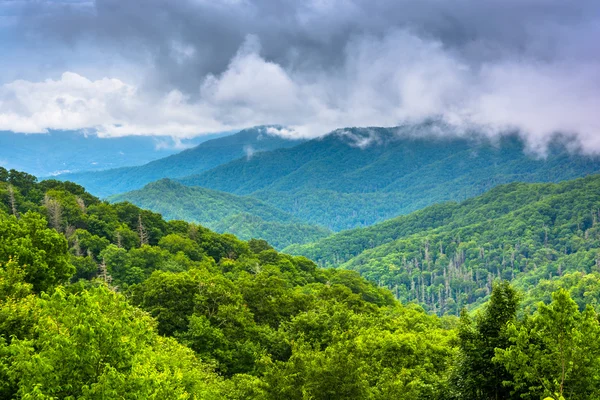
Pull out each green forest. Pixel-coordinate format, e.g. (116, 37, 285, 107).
(178, 127, 600, 231)
(110, 179, 331, 250)
(2, 166, 600, 399)
(288, 176, 600, 315)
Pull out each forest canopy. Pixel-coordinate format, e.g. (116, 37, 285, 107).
(2, 166, 600, 399)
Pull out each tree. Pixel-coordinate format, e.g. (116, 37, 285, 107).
(1, 286, 225, 399)
(450, 281, 520, 399)
(137, 214, 149, 247)
(7, 170, 36, 196)
(132, 270, 200, 336)
(0, 212, 74, 292)
(158, 234, 205, 261)
(6, 186, 18, 219)
(495, 289, 600, 399)
(248, 238, 274, 253)
(43, 194, 63, 232)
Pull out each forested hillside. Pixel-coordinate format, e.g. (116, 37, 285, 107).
(289, 175, 600, 315)
(56, 127, 304, 197)
(3, 167, 600, 398)
(111, 179, 331, 249)
(180, 124, 600, 231)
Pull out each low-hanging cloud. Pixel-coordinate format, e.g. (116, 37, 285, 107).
(1, 0, 599, 153)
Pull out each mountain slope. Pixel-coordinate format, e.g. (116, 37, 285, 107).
(289, 174, 600, 314)
(284, 181, 562, 266)
(110, 179, 331, 249)
(0, 129, 221, 177)
(179, 124, 600, 231)
(56, 127, 304, 198)
(210, 213, 332, 250)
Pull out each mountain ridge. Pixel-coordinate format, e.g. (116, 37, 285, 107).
(56, 126, 305, 197)
(178, 125, 600, 230)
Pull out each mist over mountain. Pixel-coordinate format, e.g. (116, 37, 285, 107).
(4, 0, 600, 152)
(179, 124, 600, 230)
(56, 126, 304, 197)
(0, 129, 223, 177)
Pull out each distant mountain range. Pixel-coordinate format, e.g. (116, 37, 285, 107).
(0, 129, 226, 177)
(56, 127, 304, 197)
(179, 125, 600, 230)
(59, 123, 600, 243)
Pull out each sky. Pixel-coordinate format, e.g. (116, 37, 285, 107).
(1, 0, 599, 153)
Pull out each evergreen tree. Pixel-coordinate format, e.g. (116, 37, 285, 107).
(451, 281, 519, 399)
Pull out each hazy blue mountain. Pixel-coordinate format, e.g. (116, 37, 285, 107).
(0, 129, 226, 177)
(57, 126, 305, 198)
(179, 125, 600, 231)
(110, 178, 331, 249)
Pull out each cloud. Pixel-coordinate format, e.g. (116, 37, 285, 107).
(243, 144, 256, 160)
(1, 0, 599, 152)
(0, 72, 229, 137)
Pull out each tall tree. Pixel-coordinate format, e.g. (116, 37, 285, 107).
(6, 185, 18, 219)
(450, 281, 520, 399)
(137, 214, 149, 247)
(495, 289, 600, 399)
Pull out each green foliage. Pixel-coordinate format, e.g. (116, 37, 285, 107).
(285, 202, 458, 266)
(1, 168, 460, 398)
(111, 179, 332, 249)
(495, 289, 600, 399)
(0, 211, 74, 292)
(290, 175, 600, 314)
(262, 304, 456, 399)
(0, 285, 225, 399)
(523, 271, 600, 312)
(212, 212, 332, 250)
(450, 281, 520, 399)
(5, 167, 600, 399)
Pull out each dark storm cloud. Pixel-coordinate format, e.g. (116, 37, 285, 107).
(2, 0, 599, 152)
(19, 0, 598, 92)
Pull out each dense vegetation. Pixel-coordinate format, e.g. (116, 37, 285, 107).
(179, 125, 600, 231)
(2, 167, 600, 398)
(110, 179, 331, 249)
(289, 175, 600, 316)
(57, 127, 304, 198)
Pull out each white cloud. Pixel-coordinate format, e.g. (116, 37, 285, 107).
(243, 144, 255, 160)
(1, 31, 599, 153)
(0, 72, 230, 137)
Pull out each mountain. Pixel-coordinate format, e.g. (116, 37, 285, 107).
(179, 124, 600, 231)
(110, 178, 331, 249)
(287, 174, 600, 315)
(0, 129, 224, 177)
(56, 126, 305, 197)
